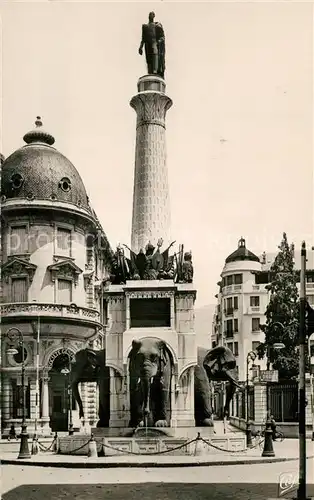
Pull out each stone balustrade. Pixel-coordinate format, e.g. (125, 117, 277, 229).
(0, 302, 100, 324)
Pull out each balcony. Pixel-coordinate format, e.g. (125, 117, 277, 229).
(0, 302, 101, 327)
(247, 306, 261, 314)
(252, 285, 260, 291)
(225, 330, 234, 339)
(306, 283, 314, 289)
(222, 284, 242, 295)
(224, 307, 234, 316)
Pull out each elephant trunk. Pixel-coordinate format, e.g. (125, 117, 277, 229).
(141, 371, 153, 419)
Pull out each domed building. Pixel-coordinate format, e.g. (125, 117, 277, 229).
(211, 238, 268, 382)
(0, 118, 112, 436)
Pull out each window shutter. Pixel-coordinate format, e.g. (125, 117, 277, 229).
(11, 278, 27, 302)
(58, 279, 72, 303)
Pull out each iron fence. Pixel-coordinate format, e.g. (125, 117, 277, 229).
(268, 381, 298, 422)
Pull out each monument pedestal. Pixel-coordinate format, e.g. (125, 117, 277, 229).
(104, 279, 197, 430)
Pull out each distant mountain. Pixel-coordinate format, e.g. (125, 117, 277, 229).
(194, 303, 215, 348)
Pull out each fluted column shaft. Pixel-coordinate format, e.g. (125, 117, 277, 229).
(130, 76, 172, 253)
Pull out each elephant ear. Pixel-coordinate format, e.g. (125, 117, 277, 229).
(129, 339, 142, 376)
(157, 340, 169, 373)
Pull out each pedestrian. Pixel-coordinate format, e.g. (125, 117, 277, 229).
(8, 423, 17, 441)
(270, 414, 277, 441)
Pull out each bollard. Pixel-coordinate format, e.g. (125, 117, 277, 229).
(87, 433, 98, 458)
(194, 432, 204, 457)
(31, 435, 39, 455)
(262, 413, 275, 457)
(52, 432, 59, 454)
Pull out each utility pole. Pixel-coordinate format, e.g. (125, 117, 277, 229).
(297, 241, 307, 500)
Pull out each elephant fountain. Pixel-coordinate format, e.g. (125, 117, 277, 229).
(128, 338, 172, 428)
(70, 348, 110, 427)
(71, 342, 239, 430)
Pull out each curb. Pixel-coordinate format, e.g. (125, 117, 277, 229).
(1, 454, 314, 468)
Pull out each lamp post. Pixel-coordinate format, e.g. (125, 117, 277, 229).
(60, 354, 74, 436)
(246, 350, 257, 447)
(6, 327, 31, 459)
(262, 337, 285, 458)
(308, 333, 314, 442)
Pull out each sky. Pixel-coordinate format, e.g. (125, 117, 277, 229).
(0, 1, 313, 308)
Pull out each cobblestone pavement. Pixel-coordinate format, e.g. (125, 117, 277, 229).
(1, 459, 314, 500)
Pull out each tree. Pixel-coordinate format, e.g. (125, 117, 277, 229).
(256, 232, 299, 380)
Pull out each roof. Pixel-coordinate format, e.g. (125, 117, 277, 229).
(1, 117, 90, 212)
(225, 237, 260, 264)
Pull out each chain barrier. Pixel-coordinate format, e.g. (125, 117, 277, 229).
(102, 436, 197, 456)
(64, 437, 94, 454)
(37, 438, 56, 452)
(200, 435, 265, 453)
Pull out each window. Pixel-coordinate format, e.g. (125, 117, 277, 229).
(252, 318, 260, 332)
(227, 342, 233, 353)
(9, 226, 27, 254)
(234, 274, 243, 285)
(11, 277, 27, 302)
(233, 296, 238, 310)
(227, 298, 232, 308)
(130, 298, 171, 328)
(234, 318, 238, 333)
(226, 275, 233, 286)
(234, 342, 239, 356)
(57, 279, 72, 303)
(252, 341, 261, 352)
(212, 341, 217, 348)
(226, 319, 233, 338)
(57, 228, 71, 255)
(250, 296, 260, 307)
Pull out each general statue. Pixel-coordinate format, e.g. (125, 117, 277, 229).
(138, 12, 165, 79)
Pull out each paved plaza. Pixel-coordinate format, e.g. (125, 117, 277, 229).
(1, 458, 314, 500)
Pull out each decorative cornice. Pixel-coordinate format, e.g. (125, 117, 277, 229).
(47, 259, 83, 286)
(1, 257, 37, 283)
(126, 290, 174, 299)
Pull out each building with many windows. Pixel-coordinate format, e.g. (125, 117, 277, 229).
(0, 118, 112, 436)
(212, 238, 314, 382)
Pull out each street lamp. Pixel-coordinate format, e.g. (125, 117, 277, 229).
(60, 354, 74, 436)
(262, 335, 285, 458)
(6, 327, 31, 459)
(308, 333, 314, 441)
(246, 350, 257, 447)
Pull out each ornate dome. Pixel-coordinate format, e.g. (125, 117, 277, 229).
(225, 237, 260, 264)
(1, 117, 90, 212)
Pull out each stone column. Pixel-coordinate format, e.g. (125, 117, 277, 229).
(30, 378, 37, 420)
(254, 383, 267, 426)
(41, 373, 50, 433)
(2, 376, 11, 421)
(130, 75, 173, 252)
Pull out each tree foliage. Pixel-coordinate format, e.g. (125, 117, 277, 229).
(256, 233, 299, 380)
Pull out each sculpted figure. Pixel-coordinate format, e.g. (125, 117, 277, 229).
(129, 338, 172, 428)
(139, 12, 166, 78)
(123, 239, 176, 281)
(182, 251, 194, 283)
(110, 245, 130, 284)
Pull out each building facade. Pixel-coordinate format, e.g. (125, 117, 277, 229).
(212, 238, 314, 382)
(0, 118, 112, 436)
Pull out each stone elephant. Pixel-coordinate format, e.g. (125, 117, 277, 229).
(71, 348, 110, 427)
(195, 345, 240, 423)
(128, 338, 172, 428)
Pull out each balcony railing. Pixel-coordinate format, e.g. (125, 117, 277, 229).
(224, 307, 234, 316)
(249, 306, 260, 313)
(0, 302, 101, 323)
(252, 285, 260, 291)
(222, 284, 242, 294)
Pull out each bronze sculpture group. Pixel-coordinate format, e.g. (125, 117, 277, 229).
(109, 239, 194, 285)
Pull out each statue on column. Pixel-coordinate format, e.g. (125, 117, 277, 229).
(138, 12, 166, 79)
